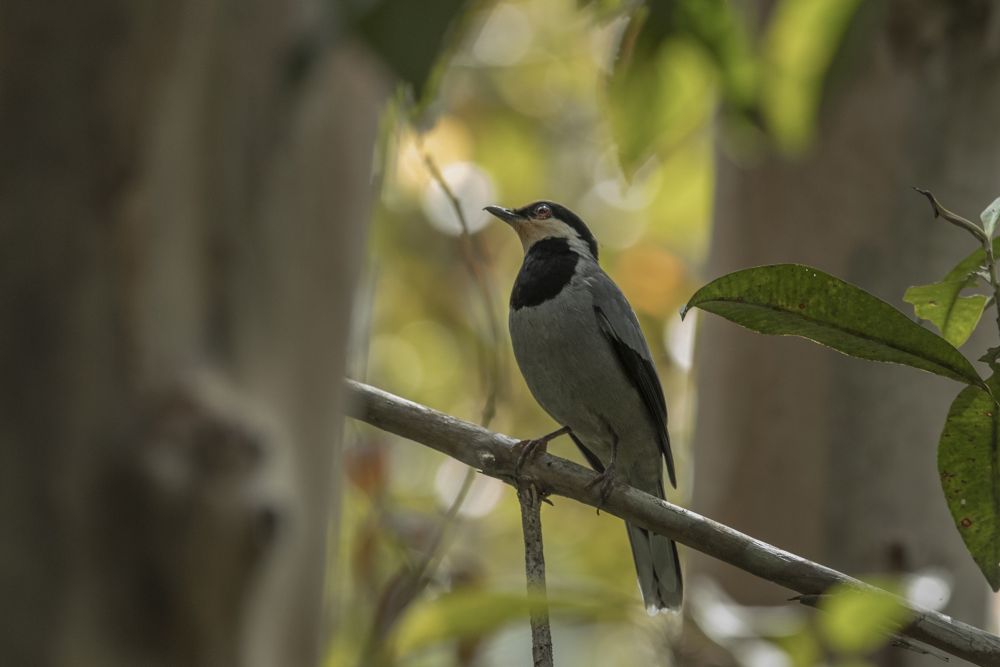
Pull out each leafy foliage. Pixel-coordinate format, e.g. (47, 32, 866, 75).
(939, 375, 1000, 591)
(606, 0, 863, 173)
(686, 192, 1000, 595)
(682, 264, 982, 386)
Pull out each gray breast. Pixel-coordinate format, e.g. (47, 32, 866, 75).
(508, 271, 657, 468)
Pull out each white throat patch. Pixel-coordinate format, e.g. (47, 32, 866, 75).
(515, 219, 593, 257)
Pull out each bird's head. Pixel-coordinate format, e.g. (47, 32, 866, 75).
(485, 201, 598, 260)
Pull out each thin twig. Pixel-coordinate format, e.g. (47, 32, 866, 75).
(914, 187, 988, 243)
(345, 379, 1000, 667)
(407, 147, 499, 566)
(420, 145, 502, 426)
(360, 137, 504, 657)
(518, 483, 554, 667)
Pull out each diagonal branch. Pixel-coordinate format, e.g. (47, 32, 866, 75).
(345, 379, 1000, 667)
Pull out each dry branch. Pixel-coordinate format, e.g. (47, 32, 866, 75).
(345, 379, 1000, 667)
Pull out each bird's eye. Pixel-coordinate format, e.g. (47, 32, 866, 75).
(533, 204, 552, 219)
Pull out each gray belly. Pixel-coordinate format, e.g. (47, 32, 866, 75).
(509, 282, 660, 474)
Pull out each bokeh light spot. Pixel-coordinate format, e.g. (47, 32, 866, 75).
(422, 162, 496, 236)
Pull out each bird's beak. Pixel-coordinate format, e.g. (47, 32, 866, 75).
(484, 205, 523, 226)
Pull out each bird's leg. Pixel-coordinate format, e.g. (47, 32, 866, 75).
(585, 431, 619, 505)
(513, 425, 571, 476)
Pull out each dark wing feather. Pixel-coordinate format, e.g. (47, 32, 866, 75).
(569, 432, 605, 473)
(594, 304, 676, 488)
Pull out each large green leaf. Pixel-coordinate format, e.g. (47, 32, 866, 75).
(682, 264, 982, 386)
(939, 375, 1000, 591)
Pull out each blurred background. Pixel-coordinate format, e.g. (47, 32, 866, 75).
(4, 1, 1000, 666)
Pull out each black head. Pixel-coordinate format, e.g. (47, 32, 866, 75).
(484, 200, 599, 260)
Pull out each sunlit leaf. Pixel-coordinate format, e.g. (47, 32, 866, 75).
(901, 238, 999, 347)
(903, 282, 987, 348)
(818, 582, 912, 654)
(760, 0, 862, 152)
(392, 589, 629, 657)
(982, 196, 1000, 239)
(939, 375, 1000, 591)
(682, 264, 982, 386)
(606, 0, 749, 176)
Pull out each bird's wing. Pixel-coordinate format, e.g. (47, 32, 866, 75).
(591, 272, 676, 488)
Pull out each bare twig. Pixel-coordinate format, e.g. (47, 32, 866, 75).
(420, 146, 502, 426)
(914, 187, 988, 243)
(517, 483, 554, 667)
(345, 379, 1000, 667)
(360, 140, 504, 657)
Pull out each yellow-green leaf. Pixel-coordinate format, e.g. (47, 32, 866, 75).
(903, 282, 988, 347)
(818, 582, 911, 654)
(392, 589, 628, 657)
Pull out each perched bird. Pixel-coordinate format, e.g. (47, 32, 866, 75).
(486, 200, 682, 612)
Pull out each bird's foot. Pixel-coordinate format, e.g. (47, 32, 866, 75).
(585, 462, 619, 506)
(512, 426, 570, 478)
(513, 437, 548, 478)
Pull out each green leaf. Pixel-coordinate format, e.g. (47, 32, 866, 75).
(392, 590, 628, 657)
(901, 237, 1000, 347)
(939, 375, 1000, 591)
(818, 581, 912, 654)
(982, 346, 1000, 367)
(355, 0, 471, 102)
(942, 237, 1000, 284)
(982, 196, 1000, 239)
(903, 282, 987, 348)
(682, 264, 982, 386)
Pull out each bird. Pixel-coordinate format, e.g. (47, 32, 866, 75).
(485, 200, 682, 612)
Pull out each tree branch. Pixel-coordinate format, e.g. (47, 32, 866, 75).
(345, 380, 1000, 666)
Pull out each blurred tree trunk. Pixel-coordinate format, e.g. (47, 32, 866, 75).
(0, 2, 383, 666)
(693, 1, 1000, 663)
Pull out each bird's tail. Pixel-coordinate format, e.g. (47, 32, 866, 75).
(625, 477, 682, 614)
(625, 522, 682, 612)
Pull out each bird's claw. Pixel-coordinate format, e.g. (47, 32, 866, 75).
(513, 437, 548, 478)
(585, 464, 618, 505)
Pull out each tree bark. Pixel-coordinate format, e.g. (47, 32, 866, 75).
(693, 2, 1000, 664)
(0, 2, 383, 665)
